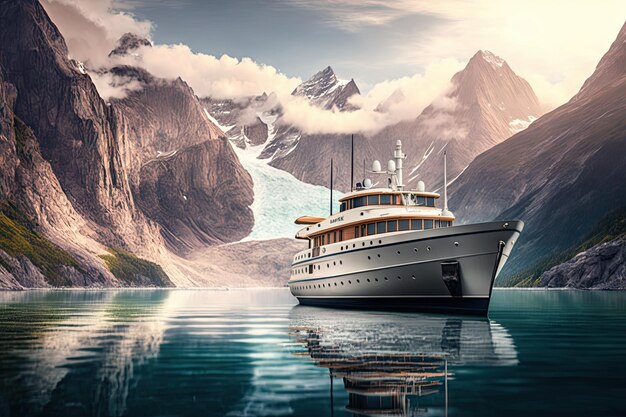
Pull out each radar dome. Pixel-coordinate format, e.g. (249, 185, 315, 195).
(417, 181, 425, 192)
(363, 178, 373, 188)
(372, 160, 381, 172)
(387, 159, 396, 172)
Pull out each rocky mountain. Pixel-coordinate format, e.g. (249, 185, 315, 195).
(538, 235, 626, 289)
(370, 50, 542, 191)
(204, 66, 368, 191)
(449, 22, 626, 284)
(269, 53, 541, 192)
(0, 0, 255, 287)
(108, 63, 254, 255)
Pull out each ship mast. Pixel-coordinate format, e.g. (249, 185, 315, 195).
(394, 140, 405, 191)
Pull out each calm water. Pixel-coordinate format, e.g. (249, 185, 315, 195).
(0, 289, 625, 417)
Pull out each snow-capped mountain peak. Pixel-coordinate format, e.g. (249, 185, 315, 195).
(478, 50, 505, 68)
(292, 66, 360, 110)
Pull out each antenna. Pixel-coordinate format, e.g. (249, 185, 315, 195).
(443, 151, 448, 211)
(350, 134, 354, 192)
(330, 159, 334, 216)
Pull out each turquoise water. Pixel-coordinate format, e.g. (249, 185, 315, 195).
(0, 289, 624, 417)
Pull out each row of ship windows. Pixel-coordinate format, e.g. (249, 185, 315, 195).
(292, 240, 461, 276)
(357, 219, 450, 237)
(340, 194, 436, 211)
(312, 219, 451, 248)
(292, 274, 417, 291)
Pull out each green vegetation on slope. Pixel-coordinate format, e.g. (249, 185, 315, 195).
(99, 248, 174, 287)
(0, 202, 80, 286)
(502, 208, 626, 287)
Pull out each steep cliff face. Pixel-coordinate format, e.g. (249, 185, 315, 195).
(107, 65, 254, 253)
(138, 138, 254, 255)
(0, 0, 160, 252)
(449, 23, 626, 281)
(539, 236, 626, 289)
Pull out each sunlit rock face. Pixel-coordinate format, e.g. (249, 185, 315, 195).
(449, 23, 626, 281)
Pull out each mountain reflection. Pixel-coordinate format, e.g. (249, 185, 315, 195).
(0, 290, 171, 417)
(288, 307, 518, 416)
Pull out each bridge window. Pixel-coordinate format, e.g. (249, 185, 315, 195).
(355, 226, 359, 238)
(424, 219, 433, 229)
(387, 220, 397, 232)
(353, 196, 366, 208)
(367, 195, 378, 205)
(367, 223, 375, 236)
(411, 219, 422, 230)
(379, 194, 391, 205)
(398, 219, 409, 231)
(377, 221, 387, 234)
(416, 196, 425, 206)
(340, 202, 346, 212)
(427, 197, 435, 207)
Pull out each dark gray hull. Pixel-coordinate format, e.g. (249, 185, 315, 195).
(296, 295, 490, 315)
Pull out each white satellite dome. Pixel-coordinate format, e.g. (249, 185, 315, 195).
(417, 181, 425, 192)
(363, 178, 373, 188)
(371, 160, 381, 172)
(387, 159, 396, 172)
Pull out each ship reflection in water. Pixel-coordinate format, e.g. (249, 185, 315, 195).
(288, 307, 518, 417)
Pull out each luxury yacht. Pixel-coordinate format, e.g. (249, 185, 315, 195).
(288, 140, 523, 315)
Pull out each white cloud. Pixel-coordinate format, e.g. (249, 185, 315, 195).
(42, 0, 152, 68)
(88, 71, 143, 100)
(113, 44, 301, 99)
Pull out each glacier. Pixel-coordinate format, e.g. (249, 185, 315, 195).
(234, 142, 342, 242)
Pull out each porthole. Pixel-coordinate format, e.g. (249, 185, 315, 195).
(375, 278, 379, 282)
(341, 281, 344, 285)
(397, 276, 401, 280)
(362, 242, 365, 247)
(367, 278, 371, 282)
(333, 261, 336, 266)
(356, 279, 360, 283)
(367, 256, 371, 260)
(397, 251, 401, 254)
(353, 244, 356, 248)
(334, 283, 337, 286)
(339, 260, 343, 265)
(412, 275, 416, 280)
(427, 246, 431, 251)
(370, 241, 373, 245)
(384, 277, 388, 281)
(348, 280, 352, 284)
(378, 240, 382, 244)
(454, 242, 459, 247)
(413, 248, 418, 253)
(327, 263, 329, 268)
(377, 254, 381, 258)
(340, 246, 343, 250)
